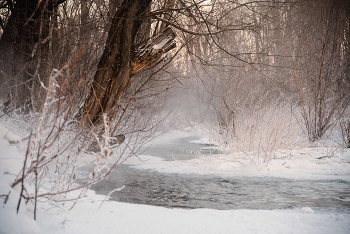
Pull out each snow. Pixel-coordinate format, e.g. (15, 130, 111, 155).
(0, 123, 22, 143)
(119, 131, 350, 181)
(125, 148, 350, 181)
(301, 207, 315, 214)
(0, 127, 25, 175)
(0, 179, 41, 234)
(152, 36, 172, 50)
(0, 127, 350, 234)
(34, 195, 350, 234)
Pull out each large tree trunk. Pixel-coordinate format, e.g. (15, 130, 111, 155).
(81, 0, 176, 126)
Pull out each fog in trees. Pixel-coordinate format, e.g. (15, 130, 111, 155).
(0, 0, 349, 206)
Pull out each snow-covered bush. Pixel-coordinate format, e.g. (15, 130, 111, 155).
(0, 66, 145, 215)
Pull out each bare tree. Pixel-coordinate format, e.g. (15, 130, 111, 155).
(291, 0, 350, 141)
(4, 0, 350, 208)
(2, 0, 266, 208)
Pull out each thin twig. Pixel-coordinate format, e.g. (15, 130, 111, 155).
(17, 130, 32, 214)
(34, 141, 41, 220)
(99, 186, 125, 209)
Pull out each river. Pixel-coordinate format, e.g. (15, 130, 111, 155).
(82, 133, 350, 212)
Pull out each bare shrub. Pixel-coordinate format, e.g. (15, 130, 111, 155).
(291, 0, 350, 142)
(340, 119, 350, 148)
(4, 62, 155, 213)
(208, 101, 303, 165)
(233, 102, 303, 164)
(294, 54, 349, 142)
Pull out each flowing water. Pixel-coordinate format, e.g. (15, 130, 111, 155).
(82, 133, 350, 212)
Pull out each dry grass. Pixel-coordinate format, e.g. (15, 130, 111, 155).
(211, 102, 305, 165)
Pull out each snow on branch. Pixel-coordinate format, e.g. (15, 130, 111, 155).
(132, 26, 176, 78)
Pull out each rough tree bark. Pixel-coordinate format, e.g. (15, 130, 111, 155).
(81, 0, 176, 126)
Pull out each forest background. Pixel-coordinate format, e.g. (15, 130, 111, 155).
(0, 0, 349, 210)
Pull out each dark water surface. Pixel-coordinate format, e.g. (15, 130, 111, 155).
(82, 134, 350, 212)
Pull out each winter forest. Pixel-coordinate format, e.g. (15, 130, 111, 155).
(0, 0, 350, 233)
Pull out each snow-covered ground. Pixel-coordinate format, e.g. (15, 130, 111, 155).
(126, 131, 350, 181)
(1, 126, 350, 234)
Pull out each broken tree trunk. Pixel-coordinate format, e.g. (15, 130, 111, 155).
(132, 27, 176, 77)
(81, 0, 176, 126)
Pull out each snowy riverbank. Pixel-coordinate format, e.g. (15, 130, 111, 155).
(1, 181, 350, 234)
(1, 183, 350, 234)
(1, 127, 350, 234)
(125, 131, 350, 181)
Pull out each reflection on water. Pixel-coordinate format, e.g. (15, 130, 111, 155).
(139, 135, 221, 161)
(89, 166, 350, 212)
(81, 133, 350, 212)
